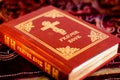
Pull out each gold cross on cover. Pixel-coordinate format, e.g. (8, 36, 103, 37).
(41, 21, 67, 35)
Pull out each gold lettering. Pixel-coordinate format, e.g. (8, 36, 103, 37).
(4, 35, 10, 46)
(17, 46, 32, 59)
(10, 39, 16, 50)
(17, 46, 22, 51)
(44, 62, 51, 74)
(59, 30, 80, 42)
(4, 35, 59, 79)
(52, 68, 59, 80)
(24, 51, 32, 59)
(68, 35, 81, 43)
(44, 62, 59, 80)
(59, 35, 70, 42)
(17, 46, 44, 71)
(59, 37, 66, 42)
(32, 56, 43, 67)
(4, 35, 16, 50)
(69, 30, 79, 36)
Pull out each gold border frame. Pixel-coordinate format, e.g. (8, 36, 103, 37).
(15, 9, 109, 60)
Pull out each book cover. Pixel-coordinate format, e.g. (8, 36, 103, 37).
(0, 6, 119, 80)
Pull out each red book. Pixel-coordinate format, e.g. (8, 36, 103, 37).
(0, 6, 119, 80)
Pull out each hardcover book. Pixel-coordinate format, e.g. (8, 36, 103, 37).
(0, 6, 119, 80)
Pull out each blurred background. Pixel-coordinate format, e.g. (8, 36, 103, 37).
(0, 0, 120, 80)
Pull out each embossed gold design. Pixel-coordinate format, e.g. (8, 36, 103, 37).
(17, 21, 34, 32)
(88, 30, 107, 42)
(15, 9, 109, 60)
(43, 10, 64, 18)
(41, 21, 67, 35)
(56, 46, 80, 59)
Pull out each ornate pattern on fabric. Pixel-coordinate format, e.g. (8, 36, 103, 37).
(0, 0, 120, 80)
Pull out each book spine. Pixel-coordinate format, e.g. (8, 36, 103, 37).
(0, 31, 68, 80)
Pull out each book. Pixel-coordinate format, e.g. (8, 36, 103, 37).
(0, 43, 54, 80)
(0, 5, 119, 80)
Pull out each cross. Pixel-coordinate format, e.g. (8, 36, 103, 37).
(41, 21, 67, 35)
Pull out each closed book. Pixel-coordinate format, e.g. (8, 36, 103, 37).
(0, 6, 119, 80)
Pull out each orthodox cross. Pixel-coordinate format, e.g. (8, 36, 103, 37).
(41, 21, 67, 35)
